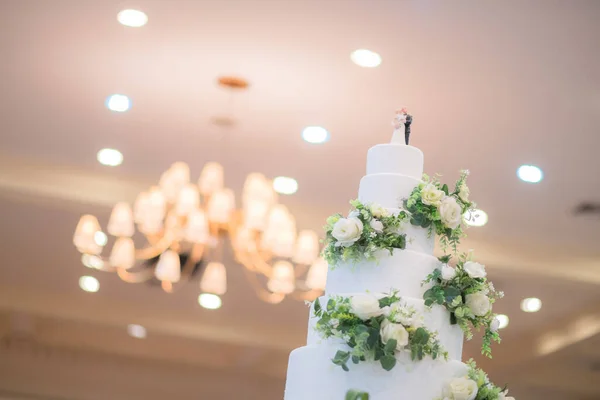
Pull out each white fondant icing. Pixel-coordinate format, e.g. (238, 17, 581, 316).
(367, 144, 423, 179)
(326, 250, 438, 296)
(358, 173, 420, 209)
(306, 295, 464, 361)
(284, 345, 467, 400)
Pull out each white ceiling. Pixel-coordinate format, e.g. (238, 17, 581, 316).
(0, 1, 600, 399)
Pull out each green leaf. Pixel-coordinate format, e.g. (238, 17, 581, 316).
(444, 287, 461, 302)
(367, 327, 380, 349)
(313, 298, 321, 314)
(441, 184, 449, 195)
(450, 312, 458, 325)
(332, 350, 351, 371)
(346, 390, 370, 400)
(412, 327, 430, 345)
(384, 339, 397, 354)
(352, 355, 360, 364)
(327, 298, 335, 311)
(380, 355, 397, 371)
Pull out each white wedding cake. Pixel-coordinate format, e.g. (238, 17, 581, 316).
(284, 110, 510, 400)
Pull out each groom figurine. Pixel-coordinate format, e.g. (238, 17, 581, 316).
(392, 107, 413, 145)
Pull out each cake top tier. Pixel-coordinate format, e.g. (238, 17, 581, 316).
(391, 107, 413, 145)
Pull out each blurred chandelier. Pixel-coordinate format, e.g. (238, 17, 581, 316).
(73, 161, 327, 304)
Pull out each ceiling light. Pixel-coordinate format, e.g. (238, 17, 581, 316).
(127, 324, 147, 339)
(106, 94, 131, 112)
(496, 314, 509, 329)
(464, 209, 488, 227)
(117, 9, 148, 27)
(97, 148, 123, 166)
(81, 254, 104, 269)
(302, 126, 330, 144)
(521, 297, 542, 313)
(517, 165, 543, 183)
(198, 293, 222, 310)
(79, 276, 100, 293)
(350, 49, 382, 68)
(94, 231, 108, 246)
(273, 177, 298, 195)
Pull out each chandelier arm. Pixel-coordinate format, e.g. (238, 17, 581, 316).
(290, 289, 324, 302)
(241, 266, 285, 304)
(134, 234, 175, 260)
(116, 267, 155, 283)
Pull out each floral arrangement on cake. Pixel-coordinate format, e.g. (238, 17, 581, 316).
(404, 170, 475, 253)
(322, 200, 408, 267)
(313, 292, 448, 372)
(422, 253, 503, 358)
(440, 359, 514, 400)
(346, 390, 370, 400)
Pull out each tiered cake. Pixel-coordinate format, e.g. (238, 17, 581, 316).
(284, 111, 493, 400)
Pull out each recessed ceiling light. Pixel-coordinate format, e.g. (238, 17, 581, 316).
(351, 49, 382, 68)
(302, 126, 330, 144)
(94, 231, 108, 246)
(81, 254, 104, 269)
(198, 293, 222, 310)
(106, 94, 131, 112)
(79, 276, 100, 293)
(97, 148, 123, 166)
(517, 165, 543, 183)
(127, 324, 147, 339)
(273, 176, 298, 195)
(117, 9, 148, 27)
(464, 209, 488, 227)
(496, 314, 509, 329)
(521, 297, 542, 313)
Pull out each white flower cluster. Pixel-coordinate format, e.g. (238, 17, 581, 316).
(421, 183, 465, 229)
(349, 294, 421, 352)
(330, 203, 387, 247)
(440, 261, 492, 317)
(442, 377, 515, 400)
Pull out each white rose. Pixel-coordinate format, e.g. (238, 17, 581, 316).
(350, 294, 383, 320)
(443, 377, 478, 400)
(439, 196, 463, 229)
(421, 184, 445, 206)
(458, 183, 470, 202)
(370, 203, 388, 218)
(490, 317, 500, 332)
(331, 217, 364, 247)
(466, 292, 491, 316)
(380, 319, 409, 350)
(463, 261, 486, 279)
(369, 218, 384, 233)
(441, 264, 457, 281)
(498, 391, 515, 400)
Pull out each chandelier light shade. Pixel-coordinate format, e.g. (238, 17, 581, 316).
(198, 162, 224, 196)
(175, 183, 200, 216)
(200, 262, 227, 295)
(267, 260, 295, 295)
(73, 160, 325, 304)
(109, 237, 136, 269)
(293, 230, 320, 265)
(184, 209, 209, 243)
(73, 214, 102, 255)
(155, 250, 181, 283)
(305, 257, 328, 290)
(207, 188, 235, 224)
(107, 202, 135, 237)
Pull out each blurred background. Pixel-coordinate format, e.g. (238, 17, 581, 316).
(1, 0, 599, 399)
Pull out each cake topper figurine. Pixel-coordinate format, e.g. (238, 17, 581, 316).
(391, 107, 413, 145)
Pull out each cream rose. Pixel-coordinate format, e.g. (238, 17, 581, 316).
(350, 294, 383, 320)
(380, 319, 409, 350)
(439, 196, 463, 229)
(466, 292, 491, 316)
(463, 261, 486, 278)
(458, 183, 470, 202)
(369, 218, 384, 233)
(370, 203, 389, 218)
(421, 183, 445, 206)
(443, 377, 478, 400)
(331, 217, 363, 247)
(441, 264, 457, 281)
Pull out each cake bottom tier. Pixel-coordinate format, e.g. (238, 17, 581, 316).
(284, 345, 467, 400)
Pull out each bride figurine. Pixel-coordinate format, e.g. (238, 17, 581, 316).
(391, 107, 413, 145)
